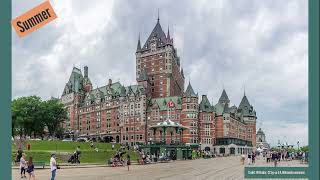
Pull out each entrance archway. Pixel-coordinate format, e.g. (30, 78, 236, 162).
(219, 147, 225, 154)
(103, 136, 113, 143)
(204, 146, 210, 151)
(116, 135, 120, 143)
(230, 147, 235, 155)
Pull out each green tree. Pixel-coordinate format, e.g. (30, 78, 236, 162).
(12, 96, 45, 137)
(300, 146, 309, 152)
(42, 98, 68, 137)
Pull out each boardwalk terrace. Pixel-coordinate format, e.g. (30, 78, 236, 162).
(60, 16, 257, 154)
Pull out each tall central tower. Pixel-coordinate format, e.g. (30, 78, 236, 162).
(136, 16, 185, 98)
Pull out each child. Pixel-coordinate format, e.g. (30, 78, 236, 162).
(27, 157, 35, 180)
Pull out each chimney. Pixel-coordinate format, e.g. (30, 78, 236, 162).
(108, 79, 112, 86)
(84, 66, 88, 78)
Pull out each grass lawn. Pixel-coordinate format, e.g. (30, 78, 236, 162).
(12, 140, 138, 165)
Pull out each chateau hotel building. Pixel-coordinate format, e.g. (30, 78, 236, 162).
(61, 17, 257, 155)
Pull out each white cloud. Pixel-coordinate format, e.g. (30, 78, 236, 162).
(12, 0, 308, 147)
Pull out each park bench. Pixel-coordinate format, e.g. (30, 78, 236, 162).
(33, 161, 45, 169)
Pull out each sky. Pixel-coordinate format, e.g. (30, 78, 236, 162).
(12, 0, 308, 147)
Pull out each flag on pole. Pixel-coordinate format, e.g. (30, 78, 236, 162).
(168, 101, 175, 108)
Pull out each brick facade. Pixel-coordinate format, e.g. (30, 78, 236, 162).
(60, 18, 257, 152)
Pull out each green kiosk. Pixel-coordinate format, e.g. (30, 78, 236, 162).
(140, 119, 193, 160)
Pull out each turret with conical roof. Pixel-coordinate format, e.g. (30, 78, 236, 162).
(199, 95, 212, 112)
(218, 89, 230, 105)
(184, 81, 198, 98)
(238, 94, 256, 116)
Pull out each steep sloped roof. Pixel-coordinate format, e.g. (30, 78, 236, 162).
(238, 95, 256, 116)
(199, 95, 212, 112)
(218, 89, 230, 104)
(84, 82, 145, 101)
(239, 95, 251, 110)
(63, 67, 84, 95)
(147, 96, 182, 111)
(142, 20, 167, 50)
(184, 82, 197, 97)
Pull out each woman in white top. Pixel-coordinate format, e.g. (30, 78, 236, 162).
(20, 154, 27, 178)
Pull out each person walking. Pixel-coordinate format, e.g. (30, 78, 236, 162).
(127, 154, 131, 171)
(50, 154, 57, 180)
(266, 152, 271, 163)
(252, 153, 256, 164)
(26, 157, 35, 180)
(241, 154, 246, 165)
(20, 153, 27, 178)
(247, 153, 252, 165)
(274, 153, 278, 167)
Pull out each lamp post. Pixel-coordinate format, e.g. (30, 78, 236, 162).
(297, 141, 300, 151)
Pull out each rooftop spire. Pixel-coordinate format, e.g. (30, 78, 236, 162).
(167, 25, 171, 44)
(136, 33, 141, 52)
(157, 8, 160, 22)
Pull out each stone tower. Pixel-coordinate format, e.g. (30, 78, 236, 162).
(237, 93, 257, 148)
(135, 16, 184, 98)
(181, 82, 199, 143)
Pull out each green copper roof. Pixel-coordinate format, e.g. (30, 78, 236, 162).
(150, 119, 187, 130)
(223, 102, 230, 113)
(199, 95, 212, 112)
(239, 95, 250, 109)
(120, 85, 126, 97)
(147, 96, 182, 111)
(62, 67, 84, 95)
(184, 82, 197, 97)
(214, 103, 225, 115)
(257, 128, 265, 135)
(238, 95, 256, 116)
(218, 89, 230, 104)
(84, 82, 145, 101)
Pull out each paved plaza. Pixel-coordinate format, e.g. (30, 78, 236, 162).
(12, 156, 307, 180)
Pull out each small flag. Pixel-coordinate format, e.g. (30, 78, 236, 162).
(168, 101, 175, 108)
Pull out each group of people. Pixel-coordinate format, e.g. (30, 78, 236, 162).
(265, 150, 308, 166)
(19, 153, 35, 179)
(138, 152, 152, 165)
(192, 150, 213, 159)
(108, 150, 131, 170)
(19, 153, 58, 180)
(240, 152, 256, 165)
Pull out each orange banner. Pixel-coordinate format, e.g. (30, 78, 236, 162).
(11, 1, 57, 37)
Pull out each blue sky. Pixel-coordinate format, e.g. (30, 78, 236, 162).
(12, 0, 308, 147)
